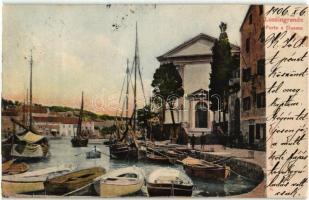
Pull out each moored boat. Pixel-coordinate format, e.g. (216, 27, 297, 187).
(147, 168, 193, 197)
(86, 147, 101, 159)
(7, 130, 50, 160)
(2, 164, 74, 196)
(146, 153, 175, 165)
(2, 159, 16, 173)
(2, 161, 29, 175)
(94, 166, 144, 197)
(109, 142, 138, 160)
(71, 92, 89, 148)
(181, 157, 230, 181)
(44, 167, 105, 195)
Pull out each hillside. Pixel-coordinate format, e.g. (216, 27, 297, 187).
(2, 98, 121, 121)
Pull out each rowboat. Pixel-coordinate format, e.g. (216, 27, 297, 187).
(146, 153, 175, 164)
(86, 147, 101, 159)
(94, 166, 144, 197)
(2, 159, 16, 172)
(2, 161, 29, 175)
(147, 168, 193, 197)
(2, 164, 74, 196)
(181, 157, 230, 181)
(44, 167, 105, 195)
(109, 142, 138, 160)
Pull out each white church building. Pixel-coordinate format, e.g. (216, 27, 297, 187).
(157, 33, 239, 136)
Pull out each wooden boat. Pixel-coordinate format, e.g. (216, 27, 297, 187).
(94, 166, 144, 197)
(166, 150, 186, 160)
(2, 159, 16, 172)
(2, 164, 74, 196)
(71, 92, 88, 147)
(110, 142, 138, 160)
(146, 153, 175, 164)
(86, 147, 101, 159)
(3, 161, 29, 175)
(63, 181, 95, 196)
(11, 143, 49, 160)
(181, 157, 230, 181)
(147, 168, 193, 197)
(44, 167, 105, 195)
(6, 128, 50, 160)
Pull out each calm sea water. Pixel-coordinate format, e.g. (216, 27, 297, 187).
(28, 138, 257, 197)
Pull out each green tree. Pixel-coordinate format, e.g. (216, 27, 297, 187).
(209, 22, 235, 129)
(137, 104, 158, 138)
(151, 63, 184, 140)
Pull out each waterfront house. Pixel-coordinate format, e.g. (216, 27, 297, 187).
(239, 5, 266, 149)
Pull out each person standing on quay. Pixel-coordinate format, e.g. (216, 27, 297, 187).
(200, 132, 205, 151)
(190, 134, 196, 150)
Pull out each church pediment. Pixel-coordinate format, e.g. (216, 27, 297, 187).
(157, 33, 239, 62)
(157, 33, 215, 61)
(187, 88, 209, 100)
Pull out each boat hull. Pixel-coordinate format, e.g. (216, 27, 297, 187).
(71, 138, 88, 147)
(146, 155, 173, 164)
(2, 180, 44, 196)
(110, 144, 138, 160)
(94, 166, 144, 197)
(44, 167, 105, 195)
(10, 144, 49, 161)
(86, 151, 101, 159)
(2, 164, 74, 196)
(183, 165, 230, 181)
(2, 162, 29, 175)
(99, 180, 144, 197)
(147, 183, 193, 197)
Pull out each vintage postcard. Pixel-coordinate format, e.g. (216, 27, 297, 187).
(1, 4, 308, 198)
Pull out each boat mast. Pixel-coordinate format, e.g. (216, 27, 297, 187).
(77, 92, 84, 138)
(29, 49, 33, 129)
(126, 59, 130, 128)
(133, 22, 139, 134)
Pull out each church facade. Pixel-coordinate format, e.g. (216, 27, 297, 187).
(157, 33, 239, 136)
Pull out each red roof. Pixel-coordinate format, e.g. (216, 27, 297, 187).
(33, 116, 78, 124)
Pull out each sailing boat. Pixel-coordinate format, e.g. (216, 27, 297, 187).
(71, 92, 88, 147)
(109, 23, 145, 160)
(4, 50, 50, 161)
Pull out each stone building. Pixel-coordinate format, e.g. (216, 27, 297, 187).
(240, 5, 266, 149)
(228, 68, 241, 144)
(157, 33, 239, 137)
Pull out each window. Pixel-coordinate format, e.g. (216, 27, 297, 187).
(262, 124, 266, 139)
(256, 123, 266, 139)
(257, 59, 265, 76)
(259, 27, 265, 43)
(256, 92, 266, 108)
(246, 38, 250, 53)
(242, 68, 251, 82)
(243, 97, 251, 111)
(256, 124, 261, 139)
(259, 5, 263, 15)
(249, 14, 252, 24)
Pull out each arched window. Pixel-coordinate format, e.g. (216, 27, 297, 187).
(195, 102, 208, 128)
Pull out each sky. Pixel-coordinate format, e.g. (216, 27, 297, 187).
(3, 4, 248, 115)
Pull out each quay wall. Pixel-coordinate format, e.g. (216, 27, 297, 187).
(190, 150, 265, 183)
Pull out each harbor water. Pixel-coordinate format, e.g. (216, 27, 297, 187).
(28, 138, 258, 197)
